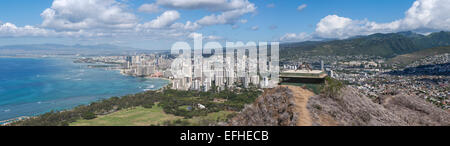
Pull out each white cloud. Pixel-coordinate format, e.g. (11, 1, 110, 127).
(0, 0, 198, 41)
(0, 22, 54, 37)
(3, 0, 448, 44)
(145, 0, 256, 30)
(165, 0, 257, 26)
(283, 0, 450, 41)
(1, 0, 255, 40)
(138, 3, 160, 13)
(196, 3, 256, 26)
(314, 15, 378, 39)
(0, 21, 113, 37)
(140, 10, 180, 29)
(0, 0, 196, 41)
(156, 0, 252, 12)
(151, 0, 256, 28)
(41, 0, 137, 31)
(401, 0, 450, 31)
(170, 21, 201, 31)
(297, 4, 307, 11)
(316, 0, 450, 39)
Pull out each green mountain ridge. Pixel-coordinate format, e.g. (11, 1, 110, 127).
(280, 31, 450, 60)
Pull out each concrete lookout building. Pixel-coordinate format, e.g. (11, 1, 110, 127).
(280, 70, 328, 84)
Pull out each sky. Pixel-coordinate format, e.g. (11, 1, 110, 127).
(0, 0, 449, 50)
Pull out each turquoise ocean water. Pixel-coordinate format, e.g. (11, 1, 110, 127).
(0, 57, 169, 122)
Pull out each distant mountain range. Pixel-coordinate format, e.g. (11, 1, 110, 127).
(280, 31, 450, 60)
(2, 31, 450, 58)
(0, 44, 165, 56)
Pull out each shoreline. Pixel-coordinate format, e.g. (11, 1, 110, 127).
(2, 84, 169, 126)
(1, 57, 170, 126)
(145, 76, 171, 82)
(0, 116, 31, 126)
(118, 69, 172, 82)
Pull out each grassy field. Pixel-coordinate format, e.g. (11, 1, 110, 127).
(70, 105, 235, 126)
(70, 105, 183, 126)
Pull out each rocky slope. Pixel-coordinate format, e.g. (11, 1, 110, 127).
(228, 85, 450, 126)
(308, 87, 405, 126)
(308, 86, 449, 126)
(227, 87, 298, 126)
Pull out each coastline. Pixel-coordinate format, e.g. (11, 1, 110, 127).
(2, 83, 170, 126)
(0, 116, 30, 126)
(1, 57, 170, 126)
(145, 76, 171, 81)
(119, 69, 172, 82)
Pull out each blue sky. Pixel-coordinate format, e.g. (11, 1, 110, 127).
(0, 0, 448, 49)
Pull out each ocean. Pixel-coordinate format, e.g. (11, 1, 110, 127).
(0, 57, 169, 122)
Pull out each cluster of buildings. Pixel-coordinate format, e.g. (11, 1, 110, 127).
(170, 51, 277, 92)
(319, 55, 450, 109)
(283, 54, 448, 109)
(407, 53, 449, 68)
(354, 74, 449, 109)
(75, 54, 173, 78)
(74, 56, 128, 64)
(122, 54, 172, 77)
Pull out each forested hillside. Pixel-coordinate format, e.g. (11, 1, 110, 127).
(280, 31, 450, 60)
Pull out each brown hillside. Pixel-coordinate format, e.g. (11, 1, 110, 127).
(307, 87, 450, 126)
(228, 85, 450, 126)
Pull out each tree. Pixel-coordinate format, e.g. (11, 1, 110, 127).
(81, 111, 97, 120)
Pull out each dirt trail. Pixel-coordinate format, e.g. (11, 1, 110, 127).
(282, 85, 315, 126)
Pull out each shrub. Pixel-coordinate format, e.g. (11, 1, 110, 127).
(321, 77, 345, 98)
(81, 111, 96, 120)
(142, 103, 154, 109)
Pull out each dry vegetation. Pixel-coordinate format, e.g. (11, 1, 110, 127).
(227, 87, 298, 126)
(228, 78, 449, 126)
(308, 86, 450, 126)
